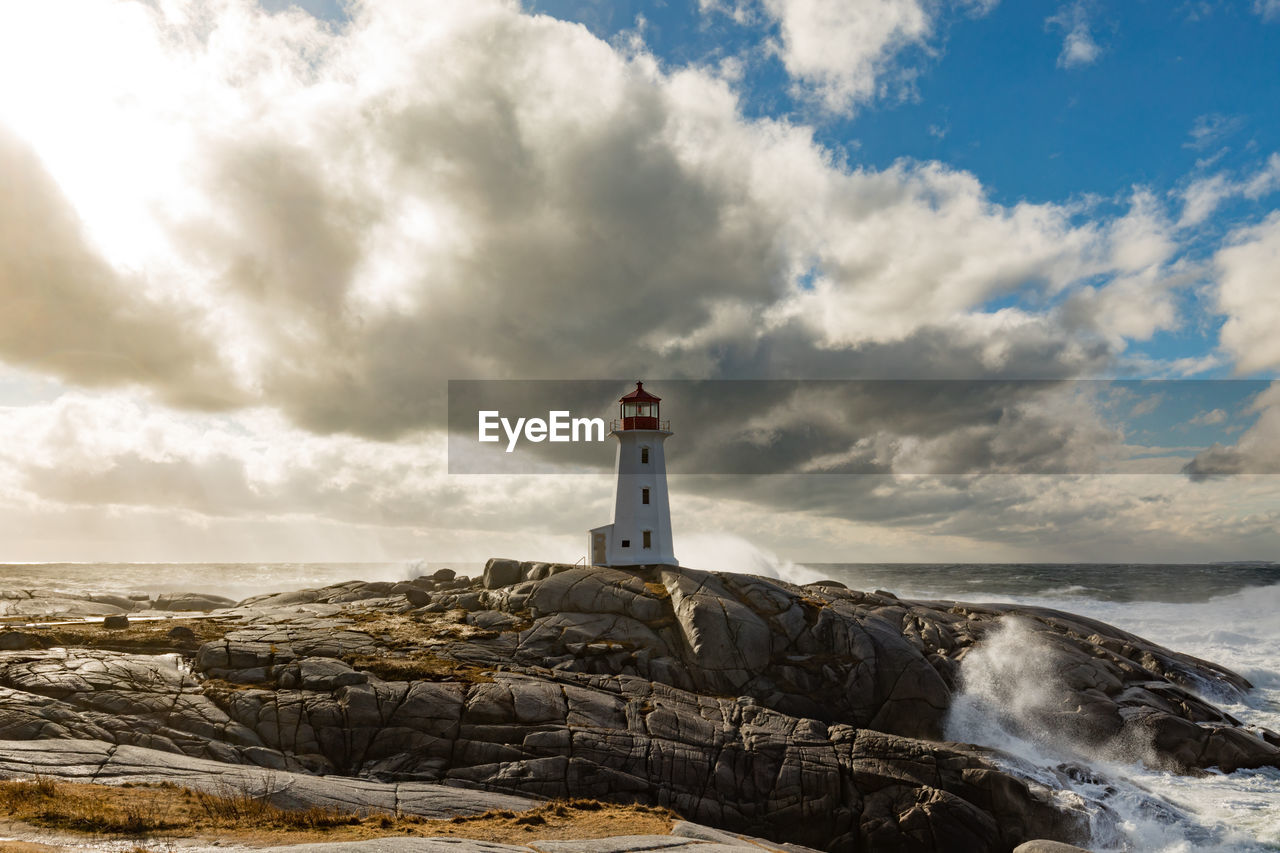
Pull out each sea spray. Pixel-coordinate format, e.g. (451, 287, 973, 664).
(946, 615, 1271, 852)
(946, 617, 1072, 762)
(676, 533, 823, 585)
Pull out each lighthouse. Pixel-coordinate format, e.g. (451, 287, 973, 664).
(588, 382, 678, 567)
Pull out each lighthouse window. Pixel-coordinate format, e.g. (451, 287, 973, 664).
(642, 488, 650, 504)
(621, 539, 630, 548)
(642, 530, 652, 549)
(640, 447, 649, 464)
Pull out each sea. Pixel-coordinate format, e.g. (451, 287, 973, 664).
(1, 559, 1277, 852)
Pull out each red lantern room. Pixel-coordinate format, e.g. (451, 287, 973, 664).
(618, 381, 664, 430)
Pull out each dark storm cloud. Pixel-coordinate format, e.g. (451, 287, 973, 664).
(173, 59, 794, 439)
(6, 2, 1165, 452)
(122, 2, 1156, 446)
(1, 0, 1239, 555)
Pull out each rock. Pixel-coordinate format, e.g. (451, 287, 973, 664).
(238, 842, 531, 853)
(0, 561, 1272, 853)
(526, 567, 665, 622)
(278, 658, 369, 691)
(1013, 842, 1095, 853)
(483, 558, 523, 589)
(89, 593, 143, 611)
(672, 820, 830, 852)
(805, 580, 848, 589)
(239, 588, 323, 607)
(531, 839, 739, 853)
(102, 615, 130, 630)
(404, 587, 433, 607)
(432, 568, 456, 582)
(154, 592, 236, 612)
(0, 632, 41, 651)
(0, 737, 538, 818)
(468, 610, 522, 630)
(0, 596, 128, 619)
(167, 626, 198, 643)
(524, 562, 554, 582)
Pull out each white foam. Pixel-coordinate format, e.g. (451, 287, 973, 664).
(946, 589, 1280, 852)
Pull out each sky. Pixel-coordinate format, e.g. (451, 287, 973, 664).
(0, 0, 1278, 566)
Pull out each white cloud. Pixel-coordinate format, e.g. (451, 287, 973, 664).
(1243, 153, 1280, 199)
(0, 0, 1197, 441)
(1184, 383, 1280, 479)
(1256, 0, 1280, 22)
(760, 0, 935, 114)
(1047, 2, 1102, 69)
(956, 0, 1001, 17)
(1178, 153, 1280, 227)
(699, 0, 759, 26)
(1188, 408, 1228, 426)
(0, 0, 1272, 562)
(706, 0, 1001, 115)
(2, 381, 1275, 564)
(1179, 173, 1234, 228)
(1214, 214, 1280, 374)
(1184, 113, 1244, 151)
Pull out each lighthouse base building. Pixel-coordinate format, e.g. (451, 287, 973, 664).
(589, 382, 678, 568)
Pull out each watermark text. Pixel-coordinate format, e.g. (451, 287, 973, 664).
(478, 410, 606, 452)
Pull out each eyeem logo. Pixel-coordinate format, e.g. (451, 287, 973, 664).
(478, 411, 606, 452)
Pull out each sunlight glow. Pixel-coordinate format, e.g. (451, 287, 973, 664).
(0, 2, 198, 271)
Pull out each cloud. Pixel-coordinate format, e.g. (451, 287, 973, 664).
(1256, 0, 1280, 22)
(1047, 2, 1102, 69)
(1214, 213, 1280, 374)
(1177, 153, 1280, 228)
(1183, 383, 1280, 479)
(1179, 173, 1234, 228)
(1184, 113, 1244, 151)
(1188, 408, 1228, 426)
(759, 0, 936, 114)
(3, 383, 1274, 565)
(698, 0, 760, 26)
(1243, 153, 1280, 198)
(955, 0, 1001, 17)
(0, 0, 1274, 563)
(0, 0, 1202, 444)
(705, 0, 1005, 116)
(0, 128, 240, 409)
(0, 390, 603, 541)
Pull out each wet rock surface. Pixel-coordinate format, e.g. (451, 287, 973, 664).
(0, 557, 1274, 853)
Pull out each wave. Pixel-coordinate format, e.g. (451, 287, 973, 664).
(945, 616, 1280, 852)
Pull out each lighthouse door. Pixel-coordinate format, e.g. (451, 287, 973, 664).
(592, 532, 607, 565)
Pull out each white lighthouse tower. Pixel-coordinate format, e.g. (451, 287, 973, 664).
(588, 382, 678, 567)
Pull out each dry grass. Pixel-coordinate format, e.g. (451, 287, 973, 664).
(0, 777, 678, 845)
(0, 776, 181, 834)
(343, 651, 496, 683)
(20, 618, 229, 653)
(337, 608, 523, 682)
(346, 608, 522, 643)
(644, 582, 671, 600)
(188, 784, 362, 830)
(422, 799, 678, 843)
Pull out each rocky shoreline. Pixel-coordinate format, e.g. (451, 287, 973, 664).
(0, 559, 1276, 852)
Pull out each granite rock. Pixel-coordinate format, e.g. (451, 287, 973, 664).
(0, 561, 1274, 853)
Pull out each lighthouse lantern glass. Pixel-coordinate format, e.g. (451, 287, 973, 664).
(621, 401, 658, 421)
